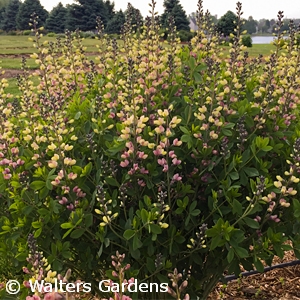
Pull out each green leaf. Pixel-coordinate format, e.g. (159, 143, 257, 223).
(227, 248, 234, 263)
(46, 180, 53, 190)
(39, 186, 49, 199)
(81, 162, 92, 177)
(123, 229, 135, 240)
(34, 228, 42, 238)
(61, 223, 73, 229)
(133, 235, 143, 250)
(193, 72, 202, 83)
(243, 167, 259, 177)
(179, 126, 190, 134)
(190, 209, 201, 216)
(141, 209, 148, 224)
(29, 181, 45, 190)
(261, 146, 273, 152)
(84, 214, 93, 228)
(234, 246, 248, 258)
(104, 176, 119, 187)
(32, 221, 42, 229)
(210, 235, 222, 250)
(222, 128, 233, 136)
(253, 259, 264, 272)
(150, 224, 162, 234)
(243, 217, 260, 229)
(75, 111, 81, 119)
(181, 134, 191, 143)
(232, 199, 243, 216)
(15, 252, 28, 261)
(70, 228, 85, 239)
(229, 172, 239, 181)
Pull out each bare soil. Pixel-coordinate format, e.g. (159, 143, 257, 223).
(208, 247, 300, 300)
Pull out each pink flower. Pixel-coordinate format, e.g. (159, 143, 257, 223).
(162, 165, 169, 172)
(172, 173, 182, 182)
(68, 172, 77, 180)
(67, 204, 74, 210)
(59, 197, 68, 205)
(173, 138, 182, 146)
(172, 158, 181, 165)
(168, 151, 176, 158)
(158, 158, 167, 166)
(140, 168, 149, 174)
(3, 173, 11, 180)
(137, 179, 146, 187)
(44, 292, 65, 300)
(120, 160, 129, 167)
(26, 296, 41, 300)
(153, 148, 162, 156)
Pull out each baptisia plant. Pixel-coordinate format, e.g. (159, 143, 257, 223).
(0, 0, 300, 299)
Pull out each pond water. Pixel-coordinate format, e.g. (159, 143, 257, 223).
(252, 36, 288, 44)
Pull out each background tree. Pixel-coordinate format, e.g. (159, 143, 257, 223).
(242, 16, 257, 34)
(2, 0, 20, 31)
(105, 9, 125, 34)
(160, 0, 190, 31)
(0, 0, 10, 30)
(16, 0, 48, 30)
(0, 0, 10, 10)
(104, 0, 115, 20)
(66, 0, 109, 32)
(217, 10, 238, 36)
(45, 2, 67, 33)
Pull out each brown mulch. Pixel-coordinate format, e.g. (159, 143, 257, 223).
(208, 246, 300, 300)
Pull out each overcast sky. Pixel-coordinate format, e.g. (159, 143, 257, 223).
(40, 0, 300, 20)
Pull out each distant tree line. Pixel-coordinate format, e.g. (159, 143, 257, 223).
(0, 0, 192, 35)
(0, 0, 140, 34)
(0, 0, 299, 36)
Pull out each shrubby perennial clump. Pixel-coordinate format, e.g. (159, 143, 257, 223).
(0, 0, 300, 299)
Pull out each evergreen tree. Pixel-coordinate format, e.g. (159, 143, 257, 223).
(0, 0, 10, 10)
(104, 0, 114, 20)
(2, 0, 21, 31)
(105, 9, 125, 34)
(66, 0, 109, 32)
(242, 16, 257, 35)
(45, 2, 67, 33)
(161, 0, 190, 31)
(0, 0, 10, 30)
(217, 10, 238, 37)
(0, 7, 6, 29)
(16, 0, 48, 30)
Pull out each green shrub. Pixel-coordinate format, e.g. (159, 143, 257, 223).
(108, 33, 120, 40)
(1, 2, 300, 300)
(296, 34, 300, 46)
(22, 30, 32, 36)
(178, 30, 196, 42)
(7, 30, 17, 35)
(47, 32, 56, 37)
(242, 34, 252, 47)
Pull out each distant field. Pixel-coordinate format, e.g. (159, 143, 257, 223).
(0, 35, 278, 95)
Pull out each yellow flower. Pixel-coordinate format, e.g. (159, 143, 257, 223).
(291, 176, 299, 183)
(24, 135, 32, 141)
(64, 158, 76, 166)
(274, 181, 282, 188)
(48, 160, 58, 168)
(51, 154, 59, 161)
(159, 222, 169, 229)
(48, 143, 57, 150)
(64, 144, 73, 151)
